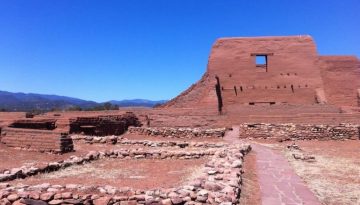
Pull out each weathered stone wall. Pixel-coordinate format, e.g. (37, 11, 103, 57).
(128, 127, 226, 138)
(9, 119, 57, 130)
(0, 128, 73, 153)
(72, 134, 227, 148)
(239, 123, 359, 141)
(69, 112, 141, 136)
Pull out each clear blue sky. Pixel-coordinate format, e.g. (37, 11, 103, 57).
(0, 0, 359, 102)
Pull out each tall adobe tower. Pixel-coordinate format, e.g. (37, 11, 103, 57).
(162, 35, 360, 110)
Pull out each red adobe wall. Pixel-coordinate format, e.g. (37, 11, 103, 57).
(208, 35, 324, 105)
(318, 56, 360, 107)
(0, 128, 73, 153)
(162, 35, 360, 111)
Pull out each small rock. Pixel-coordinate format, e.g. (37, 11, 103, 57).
(33, 183, 50, 190)
(17, 191, 29, 198)
(63, 199, 83, 204)
(170, 196, 183, 205)
(40, 192, 55, 201)
(53, 193, 62, 200)
(129, 194, 145, 201)
(120, 200, 138, 205)
(29, 192, 40, 200)
(93, 196, 112, 205)
(134, 155, 145, 159)
(204, 181, 222, 191)
(91, 194, 100, 200)
(0, 198, 11, 205)
(196, 196, 207, 203)
(220, 202, 232, 205)
(48, 199, 63, 205)
(12, 200, 23, 205)
(65, 184, 79, 189)
(231, 160, 242, 168)
(47, 188, 58, 192)
(197, 189, 208, 197)
(207, 170, 217, 175)
(161, 198, 172, 205)
(183, 185, 195, 191)
(61, 192, 72, 199)
(6, 194, 19, 202)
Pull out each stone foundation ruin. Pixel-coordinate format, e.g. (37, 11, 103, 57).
(9, 119, 57, 130)
(0, 128, 73, 153)
(0, 137, 251, 205)
(0, 35, 359, 205)
(69, 112, 141, 136)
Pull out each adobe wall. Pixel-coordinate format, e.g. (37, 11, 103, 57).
(239, 123, 359, 141)
(9, 119, 57, 130)
(209, 36, 324, 105)
(162, 35, 360, 114)
(161, 73, 217, 108)
(0, 128, 74, 153)
(318, 56, 360, 107)
(69, 112, 141, 136)
(161, 36, 326, 109)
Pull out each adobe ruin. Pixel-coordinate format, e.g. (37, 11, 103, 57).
(69, 112, 141, 136)
(163, 35, 360, 111)
(0, 128, 73, 153)
(0, 35, 359, 205)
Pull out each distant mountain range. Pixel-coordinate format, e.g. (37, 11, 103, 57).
(0, 90, 167, 111)
(109, 99, 167, 108)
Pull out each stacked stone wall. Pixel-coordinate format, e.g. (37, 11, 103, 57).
(9, 119, 57, 130)
(239, 123, 359, 141)
(69, 112, 141, 136)
(128, 127, 226, 138)
(0, 128, 73, 153)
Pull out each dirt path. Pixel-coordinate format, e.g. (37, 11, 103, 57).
(224, 126, 322, 205)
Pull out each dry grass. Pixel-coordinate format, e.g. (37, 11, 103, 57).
(40, 160, 141, 180)
(284, 149, 360, 205)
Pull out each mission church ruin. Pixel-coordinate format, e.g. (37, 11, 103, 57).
(163, 35, 360, 111)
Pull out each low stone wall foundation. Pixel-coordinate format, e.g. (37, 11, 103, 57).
(128, 127, 226, 138)
(239, 123, 359, 141)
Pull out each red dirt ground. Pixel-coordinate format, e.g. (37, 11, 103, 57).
(11, 158, 207, 190)
(239, 151, 261, 205)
